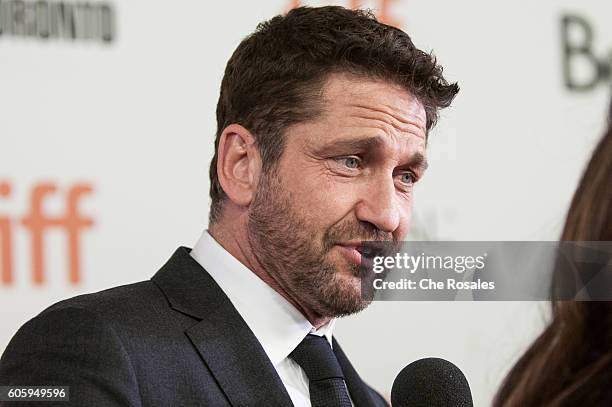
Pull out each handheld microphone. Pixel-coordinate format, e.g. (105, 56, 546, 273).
(391, 357, 473, 407)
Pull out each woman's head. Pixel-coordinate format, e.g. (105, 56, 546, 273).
(494, 111, 612, 407)
(560, 122, 612, 242)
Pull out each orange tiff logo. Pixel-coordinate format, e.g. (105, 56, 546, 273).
(0, 181, 94, 286)
(286, 0, 402, 28)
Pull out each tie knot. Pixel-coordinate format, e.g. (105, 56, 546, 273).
(290, 334, 345, 382)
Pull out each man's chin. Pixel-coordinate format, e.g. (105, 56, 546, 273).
(320, 294, 372, 318)
(313, 273, 371, 318)
(337, 266, 363, 286)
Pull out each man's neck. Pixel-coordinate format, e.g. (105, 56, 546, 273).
(208, 223, 331, 329)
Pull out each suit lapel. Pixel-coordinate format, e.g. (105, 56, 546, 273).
(333, 338, 386, 407)
(152, 247, 294, 407)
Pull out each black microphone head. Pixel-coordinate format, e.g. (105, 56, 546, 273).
(391, 357, 473, 407)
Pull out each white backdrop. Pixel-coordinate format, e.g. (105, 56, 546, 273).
(2, 1, 611, 405)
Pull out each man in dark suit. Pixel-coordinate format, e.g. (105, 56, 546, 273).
(0, 6, 457, 406)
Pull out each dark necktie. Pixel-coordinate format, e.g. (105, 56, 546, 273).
(289, 334, 352, 407)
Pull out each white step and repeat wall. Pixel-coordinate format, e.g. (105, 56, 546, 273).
(1, 0, 611, 405)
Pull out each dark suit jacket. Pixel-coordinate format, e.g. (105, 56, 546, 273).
(0, 247, 388, 407)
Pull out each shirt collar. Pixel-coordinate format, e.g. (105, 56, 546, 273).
(190, 230, 335, 366)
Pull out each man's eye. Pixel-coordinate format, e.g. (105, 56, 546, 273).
(342, 157, 360, 169)
(399, 173, 415, 184)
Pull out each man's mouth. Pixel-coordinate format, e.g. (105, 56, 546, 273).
(335, 243, 379, 268)
(339, 241, 385, 254)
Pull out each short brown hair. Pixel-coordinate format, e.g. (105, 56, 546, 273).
(209, 6, 459, 224)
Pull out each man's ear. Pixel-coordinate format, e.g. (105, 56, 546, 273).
(216, 124, 261, 207)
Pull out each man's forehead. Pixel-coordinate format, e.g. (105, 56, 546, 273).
(320, 74, 427, 135)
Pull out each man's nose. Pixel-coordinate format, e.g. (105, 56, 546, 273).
(354, 179, 401, 234)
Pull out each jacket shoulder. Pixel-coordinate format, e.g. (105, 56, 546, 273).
(40, 279, 165, 320)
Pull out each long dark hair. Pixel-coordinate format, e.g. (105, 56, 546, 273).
(493, 114, 612, 406)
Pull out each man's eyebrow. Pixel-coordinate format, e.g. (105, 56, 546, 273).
(318, 136, 385, 152)
(407, 152, 429, 172)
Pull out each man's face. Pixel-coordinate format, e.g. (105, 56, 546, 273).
(247, 74, 427, 318)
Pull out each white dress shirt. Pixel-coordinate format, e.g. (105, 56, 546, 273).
(190, 230, 353, 407)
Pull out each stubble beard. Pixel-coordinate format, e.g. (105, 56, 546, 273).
(247, 171, 376, 319)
